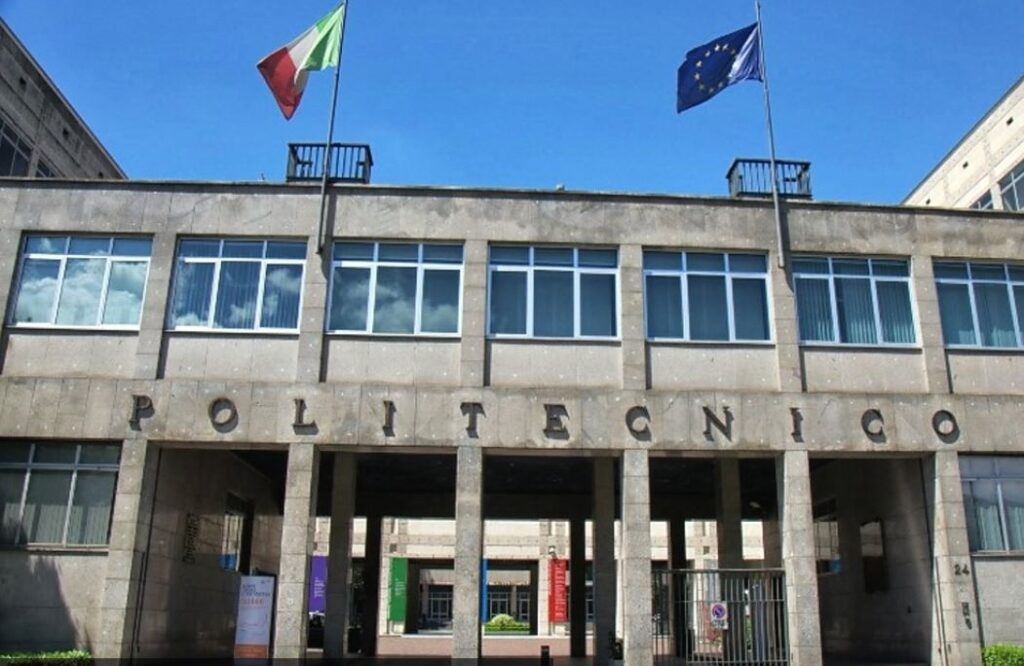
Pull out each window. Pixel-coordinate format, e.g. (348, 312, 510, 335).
(35, 161, 56, 178)
(999, 159, 1024, 211)
(859, 520, 888, 593)
(220, 494, 252, 572)
(169, 238, 306, 331)
(0, 118, 31, 177)
(813, 499, 840, 574)
(971, 191, 994, 210)
(426, 585, 454, 629)
(11, 235, 152, 328)
(329, 241, 463, 335)
(934, 261, 1024, 348)
(488, 246, 618, 338)
(793, 256, 916, 345)
(488, 586, 511, 619)
(0, 442, 120, 546)
(960, 455, 1024, 552)
(643, 250, 770, 341)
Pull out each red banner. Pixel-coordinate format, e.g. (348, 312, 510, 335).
(548, 558, 568, 623)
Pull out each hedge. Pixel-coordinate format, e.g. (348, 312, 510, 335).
(984, 644, 1024, 666)
(0, 651, 92, 666)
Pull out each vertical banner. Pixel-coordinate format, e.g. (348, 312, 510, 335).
(548, 558, 568, 623)
(480, 559, 489, 621)
(388, 557, 409, 623)
(309, 555, 328, 614)
(234, 575, 275, 658)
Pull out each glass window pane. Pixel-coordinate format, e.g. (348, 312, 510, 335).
(688, 275, 728, 340)
(68, 237, 110, 256)
(971, 264, 1006, 281)
(1009, 267, 1024, 283)
(79, 444, 121, 465)
(733, 278, 769, 341)
(490, 246, 529, 265)
(580, 273, 616, 336)
(22, 471, 72, 544)
(835, 277, 877, 344)
(688, 253, 725, 272)
(66, 472, 116, 546)
(421, 270, 460, 333)
(13, 258, 60, 324)
(876, 281, 916, 344)
(260, 264, 303, 329)
(533, 270, 574, 337)
(213, 262, 260, 329)
(112, 238, 153, 257)
(1015, 286, 1024, 343)
(796, 278, 834, 342)
(0, 470, 25, 545)
(329, 266, 370, 331)
(221, 240, 263, 258)
(998, 457, 1024, 478)
(643, 251, 681, 271)
(534, 248, 573, 266)
(729, 254, 767, 273)
(25, 236, 68, 255)
(937, 282, 976, 345)
(833, 259, 870, 276)
(178, 239, 220, 257)
(266, 241, 306, 259)
(645, 275, 683, 338)
(334, 242, 374, 261)
(578, 249, 617, 268)
(379, 244, 419, 262)
(54, 258, 105, 326)
(0, 442, 30, 463)
(964, 479, 1005, 551)
(102, 261, 147, 325)
(372, 266, 416, 333)
(170, 262, 215, 327)
(1002, 481, 1024, 551)
(961, 456, 997, 478)
(974, 283, 1017, 347)
(423, 244, 464, 263)
(489, 271, 527, 334)
(33, 444, 77, 464)
(793, 258, 830, 275)
(934, 262, 968, 280)
(872, 260, 909, 277)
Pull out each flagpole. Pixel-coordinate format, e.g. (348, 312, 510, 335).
(754, 0, 786, 270)
(316, 1, 349, 255)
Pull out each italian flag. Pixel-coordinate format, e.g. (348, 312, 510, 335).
(257, 4, 345, 120)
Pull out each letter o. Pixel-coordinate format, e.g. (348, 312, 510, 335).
(209, 397, 238, 429)
(861, 408, 885, 439)
(932, 410, 960, 442)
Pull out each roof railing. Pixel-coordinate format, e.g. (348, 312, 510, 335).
(286, 142, 373, 184)
(726, 158, 811, 199)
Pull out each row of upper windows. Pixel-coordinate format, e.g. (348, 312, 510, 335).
(0, 116, 56, 178)
(9, 233, 1024, 351)
(971, 157, 1024, 211)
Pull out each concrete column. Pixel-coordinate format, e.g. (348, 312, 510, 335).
(593, 458, 617, 666)
(452, 445, 483, 663)
(537, 551, 550, 634)
(762, 518, 782, 568)
(668, 517, 688, 659)
(325, 452, 356, 659)
(770, 256, 803, 392)
(361, 514, 383, 656)
(95, 437, 160, 659)
(273, 442, 320, 658)
(132, 230, 176, 379)
(569, 517, 587, 657)
(619, 244, 647, 390)
(715, 458, 744, 569)
(777, 451, 822, 666)
(296, 238, 329, 382)
(912, 255, 952, 393)
(621, 449, 653, 666)
(461, 239, 487, 387)
(927, 451, 983, 666)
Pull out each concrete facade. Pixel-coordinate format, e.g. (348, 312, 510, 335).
(0, 178, 1020, 664)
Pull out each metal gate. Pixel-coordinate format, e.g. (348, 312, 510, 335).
(652, 568, 788, 665)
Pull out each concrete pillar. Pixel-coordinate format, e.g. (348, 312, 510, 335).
(132, 230, 176, 379)
(296, 238, 329, 382)
(668, 517, 688, 659)
(452, 445, 483, 663)
(273, 442, 320, 658)
(361, 514, 383, 656)
(777, 451, 822, 666)
(715, 458, 744, 569)
(619, 243, 647, 390)
(928, 451, 983, 666)
(762, 518, 782, 568)
(569, 517, 587, 657)
(771, 253, 804, 392)
(912, 255, 952, 393)
(537, 550, 550, 634)
(461, 239, 487, 387)
(95, 437, 160, 659)
(593, 458, 617, 666)
(325, 452, 356, 659)
(621, 449, 653, 666)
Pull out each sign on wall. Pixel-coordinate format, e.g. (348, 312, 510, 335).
(234, 575, 275, 659)
(389, 557, 409, 623)
(309, 555, 328, 614)
(548, 559, 568, 623)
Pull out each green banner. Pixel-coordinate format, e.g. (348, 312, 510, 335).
(388, 557, 408, 623)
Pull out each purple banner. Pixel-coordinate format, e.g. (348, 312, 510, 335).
(309, 555, 327, 614)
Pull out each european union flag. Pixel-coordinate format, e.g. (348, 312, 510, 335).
(677, 23, 762, 113)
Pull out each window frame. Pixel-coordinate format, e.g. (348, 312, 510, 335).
(641, 249, 774, 344)
(486, 245, 620, 341)
(999, 158, 1024, 211)
(9, 234, 153, 331)
(971, 191, 994, 211)
(0, 442, 120, 548)
(167, 237, 307, 334)
(960, 455, 1024, 554)
(793, 255, 919, 349)
(934, 260, 1024, 350)
(326, 241, 464, 337)
(0, 117, 32, 177)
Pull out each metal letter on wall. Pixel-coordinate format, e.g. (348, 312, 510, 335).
(702, 405, 733, 442)
(461, 402, 485, 438)
(209, 397, 239, 432)
(790, 407, 804, 442)
(129, 394, 154, 429)
(543, 404, 569, 439)
(932, 409, 960, 444)
(292, 398, 318, 434)
(861, 408, 885, 443)
(625, 405, 651, 441)
(382, 400, 397, 437)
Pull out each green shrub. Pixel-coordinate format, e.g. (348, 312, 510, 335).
(484, 613, 529, 632)
(0, 651, 92, 666)
(984, 644, 1024, 666)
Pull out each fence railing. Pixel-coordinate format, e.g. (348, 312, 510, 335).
(726, 158, 811, 199)
(286, 142, 373, 183)
(652, 568, 788, 666)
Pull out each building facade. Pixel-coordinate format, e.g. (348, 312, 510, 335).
(0, 177, 1022, 665)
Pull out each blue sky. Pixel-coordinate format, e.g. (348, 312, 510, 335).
(4, 1, 1023, 203)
